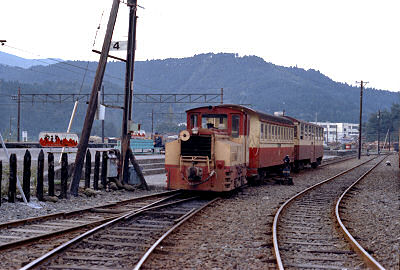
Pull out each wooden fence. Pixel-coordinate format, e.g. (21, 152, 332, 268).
(0, 150, 108, 206)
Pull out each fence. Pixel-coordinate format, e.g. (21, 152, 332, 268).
(0, 149, 109, 206)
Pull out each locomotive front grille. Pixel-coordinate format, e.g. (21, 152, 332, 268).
(181, 135, 211, 158)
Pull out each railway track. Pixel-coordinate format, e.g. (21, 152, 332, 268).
(273, 155, 387, 269)
(0, 190, 180, 252)
(20, 192, 218, 270)
(319, 154, 356, 167)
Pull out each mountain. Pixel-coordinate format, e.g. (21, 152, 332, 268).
(0, 51, 62, 68)
(0, 52, 398, 140)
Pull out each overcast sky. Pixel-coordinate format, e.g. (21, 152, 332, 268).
(1, 0, 399, 91)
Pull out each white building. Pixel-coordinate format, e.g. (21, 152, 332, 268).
(312, 122, 359, 143)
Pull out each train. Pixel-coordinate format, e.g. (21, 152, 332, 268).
(165, 104, 324, 192)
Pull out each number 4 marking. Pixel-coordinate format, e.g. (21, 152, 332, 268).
(113, 42, 120, 50)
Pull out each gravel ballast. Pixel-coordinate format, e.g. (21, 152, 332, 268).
(340, 154, 400, 269)
(0, 187, 164, 223)
(1, 155, 397, 269)
(143, 156, 386, 269)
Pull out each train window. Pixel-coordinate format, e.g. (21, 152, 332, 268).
(264, 124, 267, 139)
(231, 115, 240, 138)
(305, 125, 308, 138)
(190, 114, 198, 128)
(300, 124, 303, 139)
(277, 126, 280, 139)
(261, 123, 264, 140)
(202, 114, 227, 130)
(268, 125, 271, 140)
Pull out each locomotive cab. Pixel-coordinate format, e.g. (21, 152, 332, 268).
(165, 106, 248, 192)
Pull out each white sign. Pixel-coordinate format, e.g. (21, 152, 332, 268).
(39, 132, 79, 147)
(110, 41, 128, 51)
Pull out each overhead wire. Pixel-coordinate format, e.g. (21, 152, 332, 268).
(77, 10, 105, 97)
(1, 6, 220, 94)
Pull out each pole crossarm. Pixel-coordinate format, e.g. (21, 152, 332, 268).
(13, 93, 223, 104)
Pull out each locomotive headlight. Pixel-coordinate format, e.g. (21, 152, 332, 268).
(192, 127, 199, 135)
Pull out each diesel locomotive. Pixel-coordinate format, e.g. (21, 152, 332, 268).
(165, 104, 324, 192)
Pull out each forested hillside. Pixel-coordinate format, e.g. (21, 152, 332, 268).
(0, 53, 398, 140)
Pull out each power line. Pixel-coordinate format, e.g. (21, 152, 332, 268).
(3, 43, 125, 83)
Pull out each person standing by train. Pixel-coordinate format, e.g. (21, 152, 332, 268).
(283, 155, 293, 185)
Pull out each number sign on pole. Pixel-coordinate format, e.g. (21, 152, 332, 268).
(110, 40, 128, 51)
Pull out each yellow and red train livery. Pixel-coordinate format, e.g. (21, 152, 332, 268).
(165, 104, 324, 192)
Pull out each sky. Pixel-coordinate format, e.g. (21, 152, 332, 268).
(1, 0, 400, 92)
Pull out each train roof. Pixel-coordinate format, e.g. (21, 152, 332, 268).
(186, 104, 294, 126)
(283, 115, 323, 128)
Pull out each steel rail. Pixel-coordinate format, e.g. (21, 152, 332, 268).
(18, 192, 183, 270)
(319, 154, 357, 168)
(272, 156, 377, 270)
(335, 155, 388, 270)
(0, 190, 181, 251)
(133, 197, 220, 270)
(0, 189, 179, 229)
(19, 192, 201, 270)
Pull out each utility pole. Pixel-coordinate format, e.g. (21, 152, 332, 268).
(377, 110, 381, 155)
(120, 0, 138, 184)
(71, 0, 120, 196)
(220, 88, 223, 104)
(17, 87, 21, 142)
(356, 80, 368, 159)
(9, 116, 12, 141)
(102, 85, 105, 143)
(151, 109, 154, 139)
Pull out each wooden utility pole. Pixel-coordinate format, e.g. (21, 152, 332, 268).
(120, 0, 138, 184)
(151, 109, 154, 138)
(70, 0, 120, 196)
(220, 88, 223, 104)
(357, 80, 368, 159)
(9, 116, 12, 141)
(17, 87, 21, 142)
(377, 110, 381, 154)
(102, 85, 105, 143)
